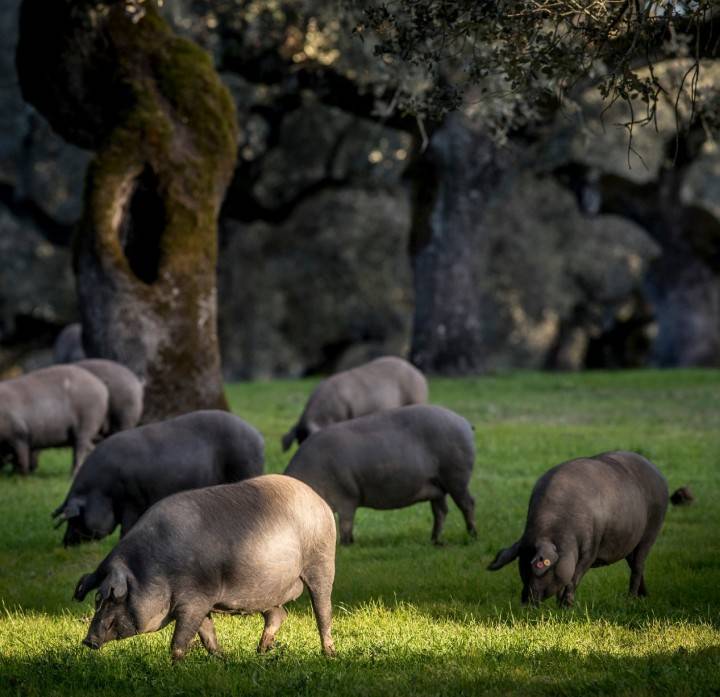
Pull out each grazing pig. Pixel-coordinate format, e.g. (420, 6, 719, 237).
(73, 475, 336, 659)
(281, 356, 428, 452)
(0, 365, 108, 475)
(53, 323, 86, 363)
(53, 410, 264, 544)
(488, 451, 671, 606)
(75, 359, 144, 433)
(284, 404, 476, 545)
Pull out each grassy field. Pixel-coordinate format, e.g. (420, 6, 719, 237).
(0, 370, 718, 696)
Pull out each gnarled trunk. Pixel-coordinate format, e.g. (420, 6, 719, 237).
(16, 0, 237, 421)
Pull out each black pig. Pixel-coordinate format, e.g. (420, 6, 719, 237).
(75, 359, 144, 434)
(285, 405, 476, 544)
(54, 410, 264, 544)
(53, 323, 85, 363)
(73, 475, 336, 659)
(0, 365, 108, 475)
(488, 451, 671, 606)
(282, 356, 428, 451)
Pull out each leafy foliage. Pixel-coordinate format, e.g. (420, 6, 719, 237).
(358, 1, 718, 135)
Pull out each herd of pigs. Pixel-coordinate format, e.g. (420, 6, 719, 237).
(1, 345, 691, 661)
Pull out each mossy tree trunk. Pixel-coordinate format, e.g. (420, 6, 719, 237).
(16, 0, 237, 421)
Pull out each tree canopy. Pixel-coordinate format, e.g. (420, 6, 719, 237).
(358, 1, 719, 137)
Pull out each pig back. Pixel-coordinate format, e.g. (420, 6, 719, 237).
(529, 451, 668, 563)
(120, 475, 334, 609)
(302, 357, 426, 430)
(75, 359, 143, 431)
(214, 414, 265, 482)
(331, 357, 427, 417)
(286, 405, 474, 510)
(103, 411, 262, 495)
(0, 365, 108, 445)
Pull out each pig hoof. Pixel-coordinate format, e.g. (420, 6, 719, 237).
(432, 539, 446, 547)
(257, 639, 275, 654)
(322, 643, 336, 658)
(171, 649, 186, 663)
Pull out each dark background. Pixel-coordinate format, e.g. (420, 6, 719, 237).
(1, 0, 718, 380)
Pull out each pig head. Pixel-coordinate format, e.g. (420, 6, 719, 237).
(53, 494, 116, 546)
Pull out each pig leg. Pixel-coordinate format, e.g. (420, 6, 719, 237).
(557, 550, 590, 607)
(628, 521, 664, 598)
(11, 439, 31, 476)
(257, 606, 288, 653)
(557, 585, 576, 607)
(71, 435, 95, 476)
(337, 504, 356, 545)
(448, 487, 477, 538)
(197, 615, 221, 655)
(626, 543, 654, 597)
(303, 572, 335, 657)
(430, 496, 448, 545)
(171, 606, 211, 662)
(29, 450, 39, 472)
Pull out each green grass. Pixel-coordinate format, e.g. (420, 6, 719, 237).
(1, 370, 719, 696)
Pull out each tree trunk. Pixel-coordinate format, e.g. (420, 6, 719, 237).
(408, 114, 507, 373)
(16, 0, 238, 421)
(596, 128, 720, 367)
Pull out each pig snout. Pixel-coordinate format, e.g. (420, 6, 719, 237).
(63, 522, 96, 547)
(82, 634, 103, 650)
(521, 586, 541, 607)
(63, 528, 83, 547)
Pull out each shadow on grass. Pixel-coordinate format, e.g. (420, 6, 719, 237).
(6, 542, 719, 632)
(1, 639, 719, 697)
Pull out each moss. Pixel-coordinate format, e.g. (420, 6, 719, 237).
(67, 0, 237, 417)
(77, 0, 238, 278)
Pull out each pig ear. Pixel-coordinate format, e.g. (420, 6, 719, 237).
(281, 427, 297, 452)
(487, 540, 520, 570)
(74, 572, 100, 601)
(306, 422, 320, 436)
(52, 497, 85, 528)
(99, 568, 128, 601)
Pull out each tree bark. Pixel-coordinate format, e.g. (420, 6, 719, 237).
(596, 128, 720, 367)
(408, 114, 507, 374)
(16, 0, 238, 421)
